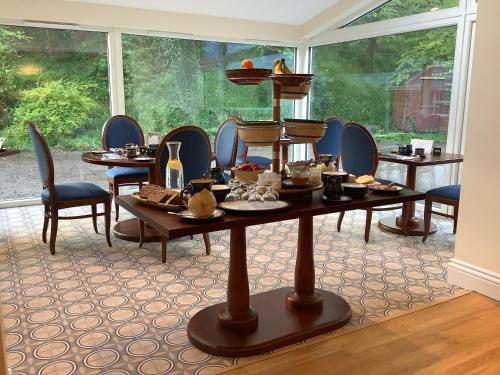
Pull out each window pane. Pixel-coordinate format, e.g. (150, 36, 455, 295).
(122, 35, 295, 137)
(0, 25, 110, 202)
(349, 0, 459, 26)
(310, 26, 457, 190)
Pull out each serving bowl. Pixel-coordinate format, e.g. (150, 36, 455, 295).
(342, 183, 368, 199)
(283, 119, 326, 144)
(225, 68, 272, 85)
(232, 168, 265, 183)
(236, 121, 281, 145)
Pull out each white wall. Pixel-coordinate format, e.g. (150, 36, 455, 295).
(0, 0, 301, 44)
(448, 0, 500, 300)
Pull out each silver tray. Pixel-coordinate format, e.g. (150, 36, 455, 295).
(219, 200, 291, 214)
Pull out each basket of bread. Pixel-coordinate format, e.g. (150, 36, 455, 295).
(131, 184, 187, 211)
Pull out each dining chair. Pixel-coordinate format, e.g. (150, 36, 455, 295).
(101, 115, 149, 221)
(213, 116, 239, 181)
(313, 116, 344, 169)
(27, 122, 112, 255)
(422, 184, 460, 242)
(336, 122, 405, 242)
(139, 125, 212, 262)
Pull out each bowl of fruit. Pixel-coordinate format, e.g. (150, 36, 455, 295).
(225, 59, 272, 85)
(232, 163, 266, 183)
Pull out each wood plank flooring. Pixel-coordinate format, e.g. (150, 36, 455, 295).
(221, 293, 500, 374)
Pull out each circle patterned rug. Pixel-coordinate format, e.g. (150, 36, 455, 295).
(0, 205, 464, 374)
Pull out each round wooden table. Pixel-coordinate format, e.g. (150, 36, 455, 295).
(81, 152, 161, 242)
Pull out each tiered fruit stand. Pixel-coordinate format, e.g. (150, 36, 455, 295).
(225, 68, 315, 174)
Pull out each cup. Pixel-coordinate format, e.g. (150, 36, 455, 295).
(323, 174, 343, 200)
(138, 146, 147, 155)
(125, 148, 137, 157)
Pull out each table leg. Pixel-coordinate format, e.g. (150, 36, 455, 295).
(113, 165, 162, 242)
(378, 164, 437, 236)
(218, 227, 258, 332)
(286, 216, 323, 311)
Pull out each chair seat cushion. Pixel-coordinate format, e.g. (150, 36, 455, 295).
(427, 184, 461, 201)
(106, 166, 149, 179)
(236, 156, 273, 167)
(42, 183, 109, 202)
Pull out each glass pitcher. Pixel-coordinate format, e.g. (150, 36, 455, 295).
(165, 141, 184, 189)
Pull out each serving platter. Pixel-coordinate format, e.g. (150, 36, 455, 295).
(219, 200, 290, 214)
(130, 192, 185, 212)
(225, 69, 272, 85)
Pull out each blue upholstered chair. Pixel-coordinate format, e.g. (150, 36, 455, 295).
(138, 125, 211, 262)
(213, 117, 238, 180)
(423, 184, 461, 242)
(313, 116, 344, 169)
(102, 115, 149, 221)
(337, 122, 403, 242)
(27, 122, 111, 255)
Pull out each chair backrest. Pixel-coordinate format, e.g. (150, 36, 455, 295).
(101, 115, 145, 149)
(155, 126, 212, 187)
(213, 117, 238, 169)
(313, 116, 344, 159)
(340, 122, 379, 177)
(27, 122, 55, 196)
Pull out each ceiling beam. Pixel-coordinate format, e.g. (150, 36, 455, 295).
(301, 0, 387, 40)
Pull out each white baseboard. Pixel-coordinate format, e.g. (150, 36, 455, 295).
(448, 258, 500, 301)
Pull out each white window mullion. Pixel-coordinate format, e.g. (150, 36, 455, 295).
(107, 30, 125, 115)
(292, 44, 310, 161)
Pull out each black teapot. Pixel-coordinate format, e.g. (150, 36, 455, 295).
(145, 144, 159, 157)
(204, 167, 226, 185)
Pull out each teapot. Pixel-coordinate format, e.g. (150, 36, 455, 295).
(180, 179, 217, 218)
(204, 167, 226, 185)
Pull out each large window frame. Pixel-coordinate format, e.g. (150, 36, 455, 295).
(303, 0, 477, 195)
(0, 0, 477, 207)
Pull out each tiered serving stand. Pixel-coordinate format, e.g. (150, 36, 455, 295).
(226, 67, 321, 199)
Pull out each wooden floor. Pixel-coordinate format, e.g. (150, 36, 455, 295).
(221, 293, 500, 374)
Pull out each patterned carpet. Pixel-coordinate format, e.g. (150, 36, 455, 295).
(0, 204, 465, 374)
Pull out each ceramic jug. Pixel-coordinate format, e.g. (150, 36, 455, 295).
(180, 179, 217, 218)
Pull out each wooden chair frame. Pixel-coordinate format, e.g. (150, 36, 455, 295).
(28, 122, 111, 255)
(312, 116, 344, 170)
(101, 115, 148, 221)
(422, 195, 459, 242)
(140, 125, 212, 262)
(336, 122, 404, 242)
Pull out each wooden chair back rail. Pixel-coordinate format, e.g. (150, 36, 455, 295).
(214, 115, 240, 169)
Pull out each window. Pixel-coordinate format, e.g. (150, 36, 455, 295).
(0, 25, 110, 202)
(310, 26, 457, 190)
(122, 35, 295, 137)
(349, 0, 459, 26)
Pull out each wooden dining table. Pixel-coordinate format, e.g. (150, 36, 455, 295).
(81, 151, 161, 242)
(116, 187, 425, 357)
(378, 152, 463, 236)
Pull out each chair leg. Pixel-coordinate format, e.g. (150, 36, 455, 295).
(161, 237, 167, 263)
(138, 219, 145, 248)
(91, 204, 99, 234)
(42, 203, 49, 243)
(139, 181, 143, 190)
(364, 209, 372, 243)
(104, 201, 112, 247)
(49, 209, 58, 255)
(113, 182, 120, 221)
(422, 196, 432, 243)
(202, 233, 211, 255)
(401, 203, 410, 237)
(337, 211, 345, 232)
(453, 204, 459, 234)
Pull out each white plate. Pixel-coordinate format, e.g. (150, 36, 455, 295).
(134, 157, 153, 162)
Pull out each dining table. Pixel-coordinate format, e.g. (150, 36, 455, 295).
(0, 149, 20, 158)
(378, 152, 463, 236)
(116, 187, 426, 357)
(81, 151, 161, 242)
